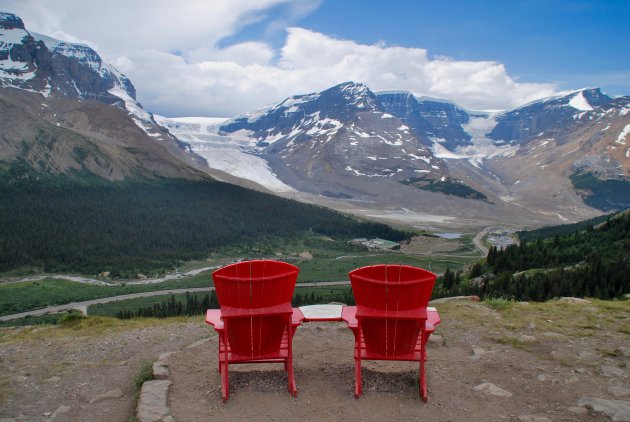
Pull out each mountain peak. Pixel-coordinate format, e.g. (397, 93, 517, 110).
(0, 12, 24, 30)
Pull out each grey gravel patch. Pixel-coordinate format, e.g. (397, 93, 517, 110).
(609, 386, 630, 398)
(185, 337, 210, 349)
(601, 365, 625, 377)
(48, 405, 70, 421)
(518, 415, 552, 422)
(578, 397, 630, 421)
(89, 388, 124, 403)
(472, 382, 513, 397)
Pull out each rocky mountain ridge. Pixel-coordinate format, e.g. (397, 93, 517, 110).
(0, 12, 206, 182)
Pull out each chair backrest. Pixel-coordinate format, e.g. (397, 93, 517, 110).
(213, 260, 299, 357)
(349, 265, 436, 356)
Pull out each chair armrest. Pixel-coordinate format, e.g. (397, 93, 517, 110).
(341, 306, 358, 329)
(205, 309, 224, 330)
(292, 307, 305, 327)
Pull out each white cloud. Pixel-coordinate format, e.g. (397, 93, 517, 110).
(1, 0, 560, 116)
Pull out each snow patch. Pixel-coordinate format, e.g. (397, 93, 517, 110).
(568, 91, 593, 111)
(616, 124, 630, 145)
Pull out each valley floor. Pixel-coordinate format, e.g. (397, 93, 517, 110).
(1, 299, 629, 421)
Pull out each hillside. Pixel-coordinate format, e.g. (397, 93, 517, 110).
(0, 178, 409, 277)
(1, 299, 628, 421)
(439, 211, 630, 301)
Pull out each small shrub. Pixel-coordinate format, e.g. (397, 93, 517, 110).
(57, 312, 86, 327)
(134, 361, 154, 389)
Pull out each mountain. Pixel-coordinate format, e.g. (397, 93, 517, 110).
(219, 82, 450, 199)
(0, 12, 206, 182)
(376, 91, 477, 150)
(197, 83, 629, 225)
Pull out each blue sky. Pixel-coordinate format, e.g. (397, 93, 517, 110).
(3, 0, 628, 116)
(235, 0, 630, 97)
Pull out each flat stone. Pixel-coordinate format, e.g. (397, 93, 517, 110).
(559, 297, 592, 304)
(44, 376, 60, 383)
(579, 397, 630, 421)
(518, 415, 552, 422)
(473, 382, 513, 398)
(568, 406, 588, 415)
(537, 374, 546, 382)
(15, 376, 27, 382)
(601, 365, 626, 377)
(153, 361, 169, 380)
(519, 335, 536, 343)
(49, 405, 71, 420)
(89, 388, 124, 403)
(609, 386, 630, 398)
(137, 380, 171, 422)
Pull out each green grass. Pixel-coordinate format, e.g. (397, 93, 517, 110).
(0, 274, 214, 316)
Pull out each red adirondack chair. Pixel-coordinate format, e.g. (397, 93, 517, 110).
(341, 264, 439, 401)
(205, 260, 303, 401)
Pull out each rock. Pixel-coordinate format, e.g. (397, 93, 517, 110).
(574, 367, 586, 374)
(44, 376, 60, 383)
(518, 415, 552, 422)
(568, 406, 588, 415)
(609, 386, 630, 398)
(0, 418, 17, 422)
(428, 334, 443, 346)
(89, 389, 124, 403)
(473, 382, 513, 398)
(558, 297, 592, 304)
(185, 338, 210, 349)
(578, 397, 630, 421)
(620, 347, 630, 357)
(49, 405, 70, 420)
(564, 375, 579, 384)
(472, 346, 486, 355)
(579, 351, 595, 358)
(519, 335, 536, 343)
(299, 251, 313, 260)
(153, 360, 169, 380)
(136, 380, 171, 422)
(537, 374, 546, 382)
(601, 365, 626, 377)
(15, 376, 27, 382)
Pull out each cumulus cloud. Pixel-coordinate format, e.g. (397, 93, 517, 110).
(1, 0, 559, 116)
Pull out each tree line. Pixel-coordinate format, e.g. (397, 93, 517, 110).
(115, 289, 356, 319)
(435, 212, 630, 301)
(0, 178, 410, 276)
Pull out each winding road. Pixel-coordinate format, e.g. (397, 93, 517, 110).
(0, 281, 352, 322)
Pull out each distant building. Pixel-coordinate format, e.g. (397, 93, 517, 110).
(350, 238, 399, 251)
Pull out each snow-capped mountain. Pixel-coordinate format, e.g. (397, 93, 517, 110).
(219, 82, 448, 198)
(0, 12, 162, 134)
(376, 91, 477, 150)
(0, 12, 205, 182)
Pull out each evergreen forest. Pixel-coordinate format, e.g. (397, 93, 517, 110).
(0, 178, 409, 276)
(436, 211, 630, 301)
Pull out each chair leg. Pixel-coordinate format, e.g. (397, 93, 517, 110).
(354, 357, 362, 399)
(420, 359, 427, 402)
(221, 361, 229, 402)
(287, 357, 298, 397)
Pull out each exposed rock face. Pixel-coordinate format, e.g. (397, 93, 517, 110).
(220, 82, 448, 199)
(0, 12, 135, 106)
(376, 91, 473, 150)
